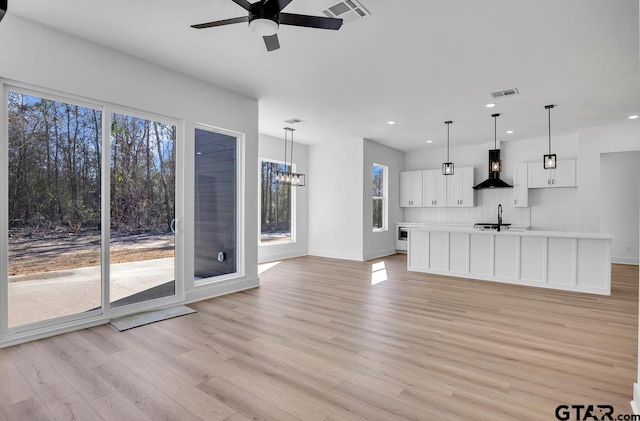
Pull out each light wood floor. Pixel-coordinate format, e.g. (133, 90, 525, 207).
(0, 254, 637, 421)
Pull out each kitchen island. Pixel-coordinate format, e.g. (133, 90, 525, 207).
(407, 226, 613, 295)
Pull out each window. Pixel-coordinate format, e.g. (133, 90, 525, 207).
(194, 127, 238, 280)
(373, 163, 388, 231)
(260, 160, 293, 244)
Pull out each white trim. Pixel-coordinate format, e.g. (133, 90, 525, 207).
(363, 249, 397, 261)
(0, 85, 9, 336)
(185, 276, 258, 304)
(372, 163, 388, 232)
(192, 123, 246, 287)
(612, 257, 639, 265)
(258, 250, 307, 263)
(308, 249, 364, 261)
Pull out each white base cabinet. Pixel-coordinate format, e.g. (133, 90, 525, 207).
(408, 227, 611, 295)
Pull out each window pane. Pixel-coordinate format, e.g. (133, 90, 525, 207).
(373, 198, 383, 229)
(373, 165, 384, 197)
(194, 128, 237, 279)
(7, 92, 102, 327)
(261, 160, 292, 244)
(109, 113, 176, 307)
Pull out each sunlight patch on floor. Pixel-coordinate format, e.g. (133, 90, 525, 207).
(371, 261, 388, 285)
(258, 260, 282, 274)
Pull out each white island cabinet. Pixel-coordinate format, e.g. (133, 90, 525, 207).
(408, 227, 612, 295)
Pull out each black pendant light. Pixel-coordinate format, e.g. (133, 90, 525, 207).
(490, 113, 501, 173)
(442, 120, 454, 176)
(276, 127, 306, 186)
(543, 104, 557, 169)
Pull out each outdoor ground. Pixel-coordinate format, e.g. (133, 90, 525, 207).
(8, 229, 174, 278)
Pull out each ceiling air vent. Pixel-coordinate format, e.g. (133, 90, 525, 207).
(284, 118, 305, 124)
(321, 0, 370, 23)
(491, 88, 520, 98)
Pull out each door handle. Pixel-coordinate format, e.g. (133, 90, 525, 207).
(170, 219, 178, 234)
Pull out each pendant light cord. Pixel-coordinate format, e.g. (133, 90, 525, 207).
(444, 121, 453, 162)
(491, 113, 500, 149)
(548, 106, 551, 154)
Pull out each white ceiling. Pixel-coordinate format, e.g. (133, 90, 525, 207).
(8, 0, 640, 151)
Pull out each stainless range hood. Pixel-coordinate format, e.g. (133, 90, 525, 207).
(473, 149, 512, 189)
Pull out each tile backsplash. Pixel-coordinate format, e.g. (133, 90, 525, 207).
(403, 189, 531, 226)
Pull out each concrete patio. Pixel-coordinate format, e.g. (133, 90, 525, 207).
(7, 257, 174, 327)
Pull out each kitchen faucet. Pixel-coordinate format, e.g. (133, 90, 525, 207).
(497, 204, 503, 231)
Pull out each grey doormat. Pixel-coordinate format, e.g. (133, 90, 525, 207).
(110, 305, 196, 331)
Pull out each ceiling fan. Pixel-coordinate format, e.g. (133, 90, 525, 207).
(0, 0, 7, 23)
(191, 0, 343, 52)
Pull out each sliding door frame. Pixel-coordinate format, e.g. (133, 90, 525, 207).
(0, 80, 186, 336)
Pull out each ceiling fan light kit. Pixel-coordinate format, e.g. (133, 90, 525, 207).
(250, 18, 279, 36)
(191, 0, 343, 51)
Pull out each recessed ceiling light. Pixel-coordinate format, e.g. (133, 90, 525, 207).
(426, 140, 433, 144)
(629, 115, 639, 120)
(506, 130, 514, 134)
(388, 120, 396, 125)
(486, 103, 496, 108)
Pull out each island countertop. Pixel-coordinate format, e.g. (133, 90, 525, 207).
(406, 226, 612, 295)
(404, 224, 614, 240)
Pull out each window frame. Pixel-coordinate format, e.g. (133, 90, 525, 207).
(258, 158, 297, 246)
(372, 163, 388, 232)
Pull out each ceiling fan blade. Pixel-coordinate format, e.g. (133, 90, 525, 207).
(263, 34, 280, 51)
(0, 0, 6, 23)
(280, 13, 343, 30)
(275, 0, 293, 11)
(191, 16, 248, 29)
(231, 0, 253, 11)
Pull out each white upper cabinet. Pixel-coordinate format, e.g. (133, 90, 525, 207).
(447, 167, 474, 207)
(513, 163, 529, 207)
(528, 159, 577, 188)
(400, 170, 423, 207)
(422, 169, 447, 207)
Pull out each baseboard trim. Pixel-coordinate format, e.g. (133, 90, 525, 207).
(363, 248, 397, 261)
(308, 249, 363, 261)
(185, 276, 260, 304)
(259, 250, 307, 264)
(612, 257, 639, 265)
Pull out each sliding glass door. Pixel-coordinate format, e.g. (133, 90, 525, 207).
(2, 86, 182, 333)
(5, 90, 103, 328)
(109, 112, 177, 308)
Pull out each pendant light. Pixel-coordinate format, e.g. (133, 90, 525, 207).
(276, 127, 306, 186)
(490, 113, 501, 173)
(543, 104, 557, 169)
(442, 121, 454, 175)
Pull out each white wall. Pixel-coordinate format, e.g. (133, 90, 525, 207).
(600, 152, 640, 264)
(0, 16, 259, 312)
(258, 133, 308, 263)
(308, 139, 364, 260)
(577, 123, 640, 232)
(362, 139, 403, 260)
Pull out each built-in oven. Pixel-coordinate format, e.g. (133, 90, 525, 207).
(396, 226, 408, 252)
